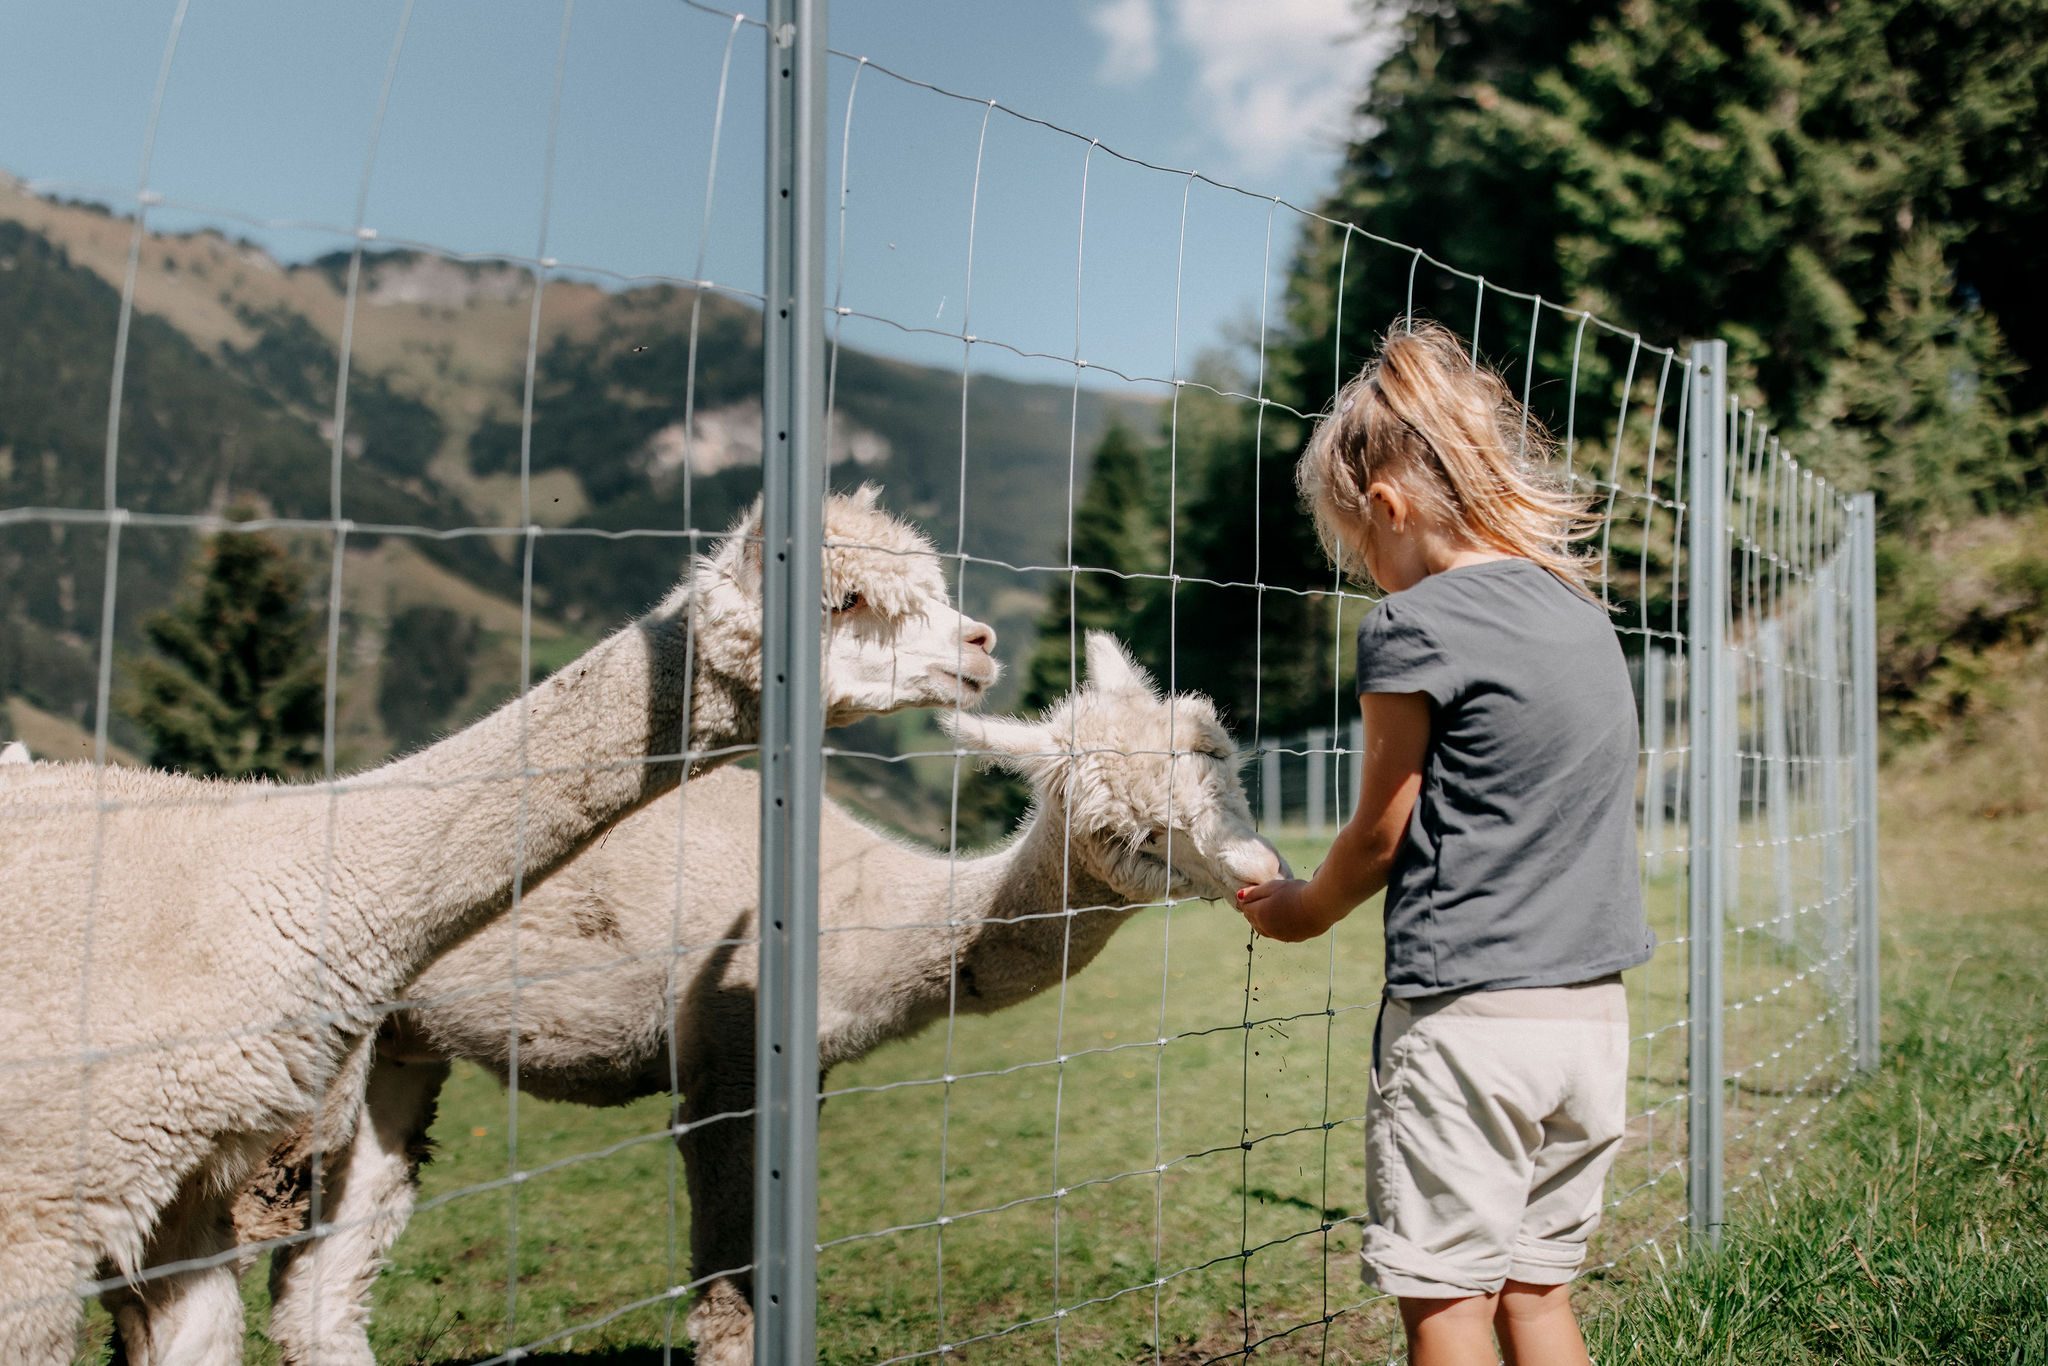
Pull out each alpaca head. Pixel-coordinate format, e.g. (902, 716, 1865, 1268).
(703, 485, 999, 725)
(946, 632, 1286, 902)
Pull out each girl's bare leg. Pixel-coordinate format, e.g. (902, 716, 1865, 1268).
(1399, 1293, 1499, 1366)
(1495, 1279, 1591, 1366)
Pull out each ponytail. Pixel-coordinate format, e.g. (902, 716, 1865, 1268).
(1295, 318, 1605, 603)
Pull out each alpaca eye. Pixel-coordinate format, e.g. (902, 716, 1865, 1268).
(833, 590, 864, 614)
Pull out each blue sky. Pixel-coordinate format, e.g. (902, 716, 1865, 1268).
(0, 0, 1385, 388)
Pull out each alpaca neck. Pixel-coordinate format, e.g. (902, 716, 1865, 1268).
(312, 581, 757, 1004)
(926, 801, 1139, 1018)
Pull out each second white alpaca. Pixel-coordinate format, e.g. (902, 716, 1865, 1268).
(244, 632, 1283, 1366)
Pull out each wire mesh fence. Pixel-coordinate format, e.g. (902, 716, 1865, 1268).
(0, 1, 1878, 1363)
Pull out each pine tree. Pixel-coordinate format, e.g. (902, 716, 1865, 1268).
(123, 526, 326, 779)
(1159, 371, 1340, 737)
(1022, 423, 1167, 710)
(1277, 0, 2043, 529)
(1818, 234, 2030, 535)
(1018, 363, 1342, 736)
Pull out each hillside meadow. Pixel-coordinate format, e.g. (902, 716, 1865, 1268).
(51, 675, 2041, 1364)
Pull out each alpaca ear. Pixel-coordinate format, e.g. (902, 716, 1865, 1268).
(720, 496, 766, 590)
(940, 711, 1056, 772)
(1084, 631, 1156, 696)
(727, 495, 765, 539)
(849, 481, 883, 511)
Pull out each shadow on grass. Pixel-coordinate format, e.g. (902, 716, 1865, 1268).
(442, 1352, 690, 1366)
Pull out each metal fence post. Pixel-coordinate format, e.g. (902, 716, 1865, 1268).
(1643, 648, 1667, 877)
(1849, 492, 1881, 1073)
(1306, 728, 1327, 839)
(757, 0, 828, 1358)
(1348, 717, 1365, 826)
(1816, 555, 1848, 1013)
(1686, 341, 1728, 1249)
(1761, 620, 1794, 944)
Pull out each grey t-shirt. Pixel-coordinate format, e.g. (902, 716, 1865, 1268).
(1355, 558, 1653, 997)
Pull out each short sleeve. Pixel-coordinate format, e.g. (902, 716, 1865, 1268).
(1355, 597, 1458, 706)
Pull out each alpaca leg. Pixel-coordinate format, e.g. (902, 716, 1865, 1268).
(267, 1057, 448, 1366)
(107, 1285, 146, 1364)
(0, 1230, 88, 1366)
(108, 1187, 245, 1366)
(678, 1036, 759, 1366)
(112, 1270, 241, 1366)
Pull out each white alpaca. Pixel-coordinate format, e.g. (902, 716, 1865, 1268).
(0, 487, 997, 1366)
(0, 741, 30, 765)
(244, 633, 1283, 1366)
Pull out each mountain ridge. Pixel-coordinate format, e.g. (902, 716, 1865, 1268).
(0, 180, 1156, 790)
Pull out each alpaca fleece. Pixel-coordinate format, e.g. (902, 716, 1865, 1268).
(0, 489, 991, 1365)
(241, 634, 1283, 1366)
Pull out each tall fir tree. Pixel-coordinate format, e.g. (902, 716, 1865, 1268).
(1022, 423, 1166, 710)
(1253, 0, 2047, 744)
(123, 526, 326, 779)
(1020, 365, 1342, 736)
(1816, 233, 2030, 536)
(1162, 370, 1341, 737)
(1275, 0, 2042, 533)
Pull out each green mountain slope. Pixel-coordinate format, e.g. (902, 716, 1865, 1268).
(0, 185, 1154, 779)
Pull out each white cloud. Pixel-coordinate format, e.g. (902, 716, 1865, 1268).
(1086, 0, 1388, 175)
(1087, 0, 1161, 83)
(1170, 0, 1384, 172)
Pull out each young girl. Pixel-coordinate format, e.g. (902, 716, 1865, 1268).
(1237, 321, 1652, 1366)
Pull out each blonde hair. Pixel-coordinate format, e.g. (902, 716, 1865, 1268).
(1296, 318, 1605, 602)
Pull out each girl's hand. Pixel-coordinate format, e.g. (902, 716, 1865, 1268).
(1235, 878, 1339, 943)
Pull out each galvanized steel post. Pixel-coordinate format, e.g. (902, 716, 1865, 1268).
(756, 0, 828, 1359)
(1685, 341, 1728, 1249)
(1305, 728, 1328, 838)
(1849, 492, 1881, 1073)
(1816, 554, 1848, 1014)
(1348, 717, 1366, 825)
(1643, 648, 1667, 877)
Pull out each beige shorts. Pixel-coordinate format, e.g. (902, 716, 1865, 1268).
(1363, 976, 1629, 1298)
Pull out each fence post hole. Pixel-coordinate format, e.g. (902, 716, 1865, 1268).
(756, 0, 828, 1359)
(1849, 492, 1881, 1073)
(1306, 727, 1327, 839)
(1686, 341, 1728, 1249)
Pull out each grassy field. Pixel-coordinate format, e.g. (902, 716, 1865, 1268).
(66, 727, 2044, 1364)
(1578, 719, 2048, 1364)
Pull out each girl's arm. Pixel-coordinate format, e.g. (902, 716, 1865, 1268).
(1237, 690, 1430, 942)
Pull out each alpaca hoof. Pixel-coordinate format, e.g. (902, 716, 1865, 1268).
(686, 1280, 755, 1366)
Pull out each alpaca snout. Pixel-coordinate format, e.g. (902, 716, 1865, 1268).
(960, 613, 997, 657)
(938, 612, 1001, 690)
(1228, 838, 1288, 888)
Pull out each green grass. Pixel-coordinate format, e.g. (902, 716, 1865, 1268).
(70, 769, 2045, 1364)
(1583, 949, 2048, 1363)
(1579, 759, 2048, 1364)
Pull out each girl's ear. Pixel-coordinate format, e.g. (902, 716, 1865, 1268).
(1366, 479, 1409, 533)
